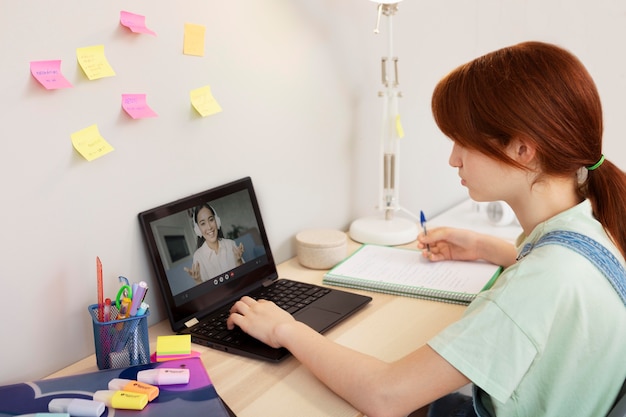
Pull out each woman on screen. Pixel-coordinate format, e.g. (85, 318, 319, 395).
(185, 203, 244, 284)
(225, 41, 626, 417)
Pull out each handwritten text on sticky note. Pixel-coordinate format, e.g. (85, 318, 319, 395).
(190, 85, 222, 117)
(122, 94, 158, 119)
(30, 60, 73, 90)
(76, 45, 116, 80)
(71, 125, 114, 161)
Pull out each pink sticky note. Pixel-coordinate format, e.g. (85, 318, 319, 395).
(30, 60, 73, 90)
(122, 94, 158, 119)
(120, 11, 156, 36)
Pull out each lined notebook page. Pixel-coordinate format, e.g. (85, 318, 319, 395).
(326, 245, 500, 295)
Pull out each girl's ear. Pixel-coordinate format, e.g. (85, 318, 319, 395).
(509, 137, 537, 167)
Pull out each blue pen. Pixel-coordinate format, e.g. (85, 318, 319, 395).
(420, 210, 431, 252)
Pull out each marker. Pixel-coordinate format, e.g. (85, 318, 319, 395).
(130, 281, 148, 316)
(93, 390, 148, 411)
(115, 297, 132, 332)
(117, 297, 132, 320)
(16, 414, 70, 417)
(48, 398, 105, 417)
(137, 368, 190, 385)
(136, 302, 149, 316)
(420, 210, 430, 252)
(108, 378, 159, 401)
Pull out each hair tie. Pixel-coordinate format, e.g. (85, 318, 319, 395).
(587, 154, 605, 171)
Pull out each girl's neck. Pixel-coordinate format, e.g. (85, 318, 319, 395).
(509, 177, 580, 235)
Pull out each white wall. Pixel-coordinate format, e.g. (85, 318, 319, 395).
(0, 0, 356, 384)
(347, 0, 626, 221)
(2, 0, 626, 385)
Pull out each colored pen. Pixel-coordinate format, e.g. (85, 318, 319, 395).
(420, 210, 431, 252)
(103, 298, 111, 322)
(131, 282, 139, 300)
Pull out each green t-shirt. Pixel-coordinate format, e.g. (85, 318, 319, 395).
(428, 200, 626, 417)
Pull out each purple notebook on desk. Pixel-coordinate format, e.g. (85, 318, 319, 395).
(0, 357, 235, 417)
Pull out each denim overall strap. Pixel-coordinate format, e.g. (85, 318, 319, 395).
(517, 230, 626, 306)
(470, 230, 626, 417)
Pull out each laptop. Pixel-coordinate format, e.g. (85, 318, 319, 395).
(138, 176, 372, 362)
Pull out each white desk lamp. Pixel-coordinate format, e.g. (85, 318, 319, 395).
(349, 0, 419, 245)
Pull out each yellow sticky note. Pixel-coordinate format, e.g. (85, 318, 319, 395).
(156, 334, 191, 355)
(76, 45, 116, 80)
(183, 23, 205, 56)
(395, 115, 405, 138)
(190, 85, 223, 117)
(71, 124, 114, 161)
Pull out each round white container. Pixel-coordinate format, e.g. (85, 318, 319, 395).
(296, 229, 347, 270)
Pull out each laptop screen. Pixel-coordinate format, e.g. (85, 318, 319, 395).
(138, 177, 279, 331)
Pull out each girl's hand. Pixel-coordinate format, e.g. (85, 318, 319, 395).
(418, 227, 517, 267)
(417, 227, 483, 262)
(227, 296, 295, 348)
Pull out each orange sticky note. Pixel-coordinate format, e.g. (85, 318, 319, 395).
(183, 23, 205, 56)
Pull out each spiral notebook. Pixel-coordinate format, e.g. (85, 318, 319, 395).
(323, 244, 502, 305)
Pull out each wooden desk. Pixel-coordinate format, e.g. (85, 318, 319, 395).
(47, 200, 521, 417)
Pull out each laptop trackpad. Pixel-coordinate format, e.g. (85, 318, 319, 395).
(296, 307, 341, 332)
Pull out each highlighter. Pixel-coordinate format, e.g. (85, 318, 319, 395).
(93, 390, 148, 411)
(108, 378, 159, 401)
(48, 398, 105, 417)
(136, 301, 149, 316)
(114, 297, 132, 331)
(16, 414, 70, 417)
(137, 368, 190, 385)
(117, 297, 132, 320)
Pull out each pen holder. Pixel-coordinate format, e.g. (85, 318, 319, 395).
(88, 303, 150, 370)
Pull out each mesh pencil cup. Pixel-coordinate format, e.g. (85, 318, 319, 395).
(88, 303, 150, 370)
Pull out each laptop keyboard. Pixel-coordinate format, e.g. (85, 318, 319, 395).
(255, 280, 331, 314)
(194, 280, 331, 345)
